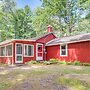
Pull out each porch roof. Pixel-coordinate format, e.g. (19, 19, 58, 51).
(0, 39, 36, 46)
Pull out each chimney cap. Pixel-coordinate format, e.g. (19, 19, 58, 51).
(47, 25, 53, 33)
(47, 25, 52, 28)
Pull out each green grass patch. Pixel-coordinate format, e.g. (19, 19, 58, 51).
(57, 77, 90, 90)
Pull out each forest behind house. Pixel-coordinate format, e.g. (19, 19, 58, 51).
(0, 0, 90, 42)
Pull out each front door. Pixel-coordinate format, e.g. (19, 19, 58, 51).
(15, 43, 23, 63)
(36, 43, 43, 60)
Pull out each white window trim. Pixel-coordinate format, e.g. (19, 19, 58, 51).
(24, 44, 34, 57)
(0, 43, 13, 57)
(60, 44, 68, 57)
(36, 43, 43, 61)
(15, 43, 23, 63)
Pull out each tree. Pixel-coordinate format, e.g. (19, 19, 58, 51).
(0, 0, 35, 41)
(34, 0, 81, 36)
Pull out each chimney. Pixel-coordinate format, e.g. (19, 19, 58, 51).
(47, 25, 53, 33)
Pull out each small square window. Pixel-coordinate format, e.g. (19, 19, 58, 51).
(60, 44, 68, 56)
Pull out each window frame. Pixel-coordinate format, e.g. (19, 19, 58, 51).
(24, 44, 34, 57)
(6, 44, 12, 56)
(0, 43, 13, 57)
(60, 44, 68, 57)
(0, 46, 6, 56)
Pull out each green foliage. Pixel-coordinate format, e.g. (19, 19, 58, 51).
(81, 63, 90, 66)
(26, 60, 38, 65)
(0, 1, 36, 42)
(66, 62, 72, 65)
(57, 77, 90, 90)
(42, 61, 51, 65)
(0, 0, 89, 42)
(73, 60, 80, 66)
(58, 61, 67, 65)
(49, 58, 59, 64)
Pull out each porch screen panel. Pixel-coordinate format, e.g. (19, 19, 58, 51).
(0, 47, 5, 56)
(6, 45, 12, 56)
(28, 46, 33, 56)
(24, 45, 34, 56)
(16, 44, 22, 54)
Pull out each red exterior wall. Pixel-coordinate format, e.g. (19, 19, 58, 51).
(0, 42, 13, 64)
(46, 41, 90, 63)
(13, 40, 36, 64)
(36, 33, 56, 43)
(0, 40, 36, 64)
(0, 57, 13, 64)
(36, 33, 56, 60)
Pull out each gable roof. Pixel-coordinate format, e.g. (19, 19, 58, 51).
(0, 33, 56, 46)
(46, 33, 90, 46)
(30, 32, 56, 41)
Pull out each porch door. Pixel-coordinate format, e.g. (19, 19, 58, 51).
(15, 43, 23, 63)
(36, 43, 43, 60)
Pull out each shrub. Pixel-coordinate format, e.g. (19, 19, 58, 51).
(58, 61, 67, 65)
(43, 61, 51, 65)
(26, 60, 38, 65)
(81, 63, 90, 66)
(49, 58, 58, 64)
(66, 62, 72, 65)
(73, 60, 80, 65)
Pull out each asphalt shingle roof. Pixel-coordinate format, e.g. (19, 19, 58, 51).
(46, 33, 90, 46)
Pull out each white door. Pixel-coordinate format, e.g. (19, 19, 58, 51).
(15, 43, 23, 63)
(36, 43, 43, 60)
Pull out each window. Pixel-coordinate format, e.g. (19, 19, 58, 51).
(0, 47, 5, 56)
(6, 45, 12, 56)
(16, 44, 22, 54)
(60, 44, 67, 56)
(24, 45, 34, 56)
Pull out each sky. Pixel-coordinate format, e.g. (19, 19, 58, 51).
(16, 0, 42, 10)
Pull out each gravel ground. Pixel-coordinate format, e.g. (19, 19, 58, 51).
(0, 65, 90, 90)
(0, 65, 69, 90)
(8, 74, 69, 90)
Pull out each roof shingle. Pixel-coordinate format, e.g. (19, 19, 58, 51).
(46, 33, 90, 46)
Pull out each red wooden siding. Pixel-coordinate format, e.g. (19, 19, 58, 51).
(46, 41, 90, 63)
(0, 42, 13, 64)
(13, 40, 36, 64)
(36, 33, 56, 43)
(0, 57, 13, 64)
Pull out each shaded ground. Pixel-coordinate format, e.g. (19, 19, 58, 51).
(0, 65, 90, 90)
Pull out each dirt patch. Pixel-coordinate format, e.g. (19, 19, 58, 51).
(8, 74, 69, 90)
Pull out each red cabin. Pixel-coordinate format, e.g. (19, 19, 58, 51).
(0, 25, 90, 64)
(0, 25, 56, 64)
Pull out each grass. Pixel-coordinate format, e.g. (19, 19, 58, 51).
(0, 65, 90, 90)
(57, 77, 90, 90)
(0, 69, 49, 90)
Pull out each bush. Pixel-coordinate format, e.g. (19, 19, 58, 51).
(81, 63, 90, 66)
(49, 58, 59, 64)
(58, 61, 67, 65)
(43, 61, 51, 65)
(73, 60, 80, 65)
(66, 62, 72, 65)
(26, 60, 38, 65)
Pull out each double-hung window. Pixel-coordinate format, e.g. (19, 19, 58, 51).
(60, 44, 68, 56)
(6, 45, 12, 56)
(24, 44, 34, 57)
(0, 47, 5, 56)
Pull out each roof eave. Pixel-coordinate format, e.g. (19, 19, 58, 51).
(46, 39, 90, 46)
